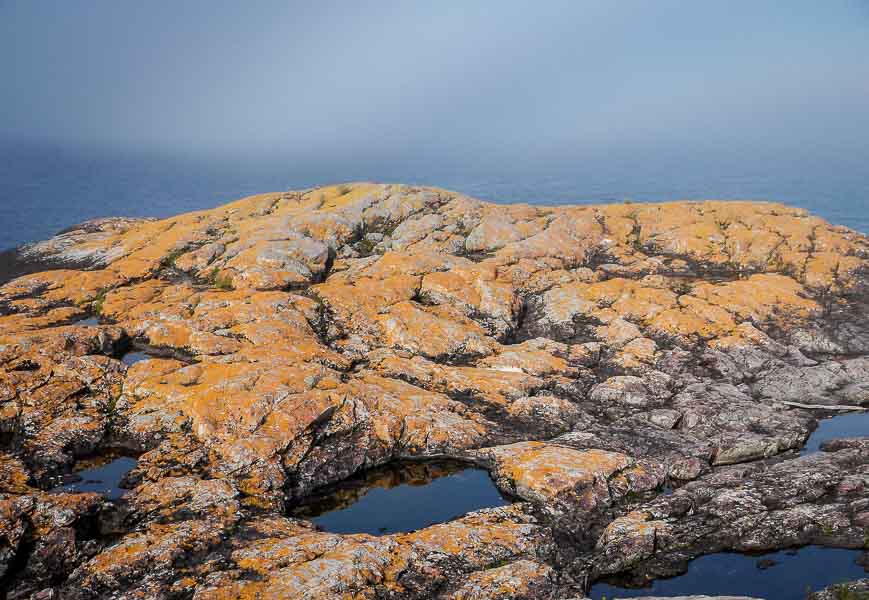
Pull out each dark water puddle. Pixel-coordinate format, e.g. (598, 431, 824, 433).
(591, 546, 868, 599)
(291, 460, 510, 535)
(72, 316, 100, 326)
(50, 454, 138, 500)
(120, 341, 198, 366)
(802, 411, 869, 455)
(121, 350, 153, 366)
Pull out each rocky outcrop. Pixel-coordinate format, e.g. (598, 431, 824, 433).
(588, 440, 869, 582)
(0, 183, 867, 598)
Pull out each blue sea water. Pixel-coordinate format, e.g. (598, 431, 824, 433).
(0, 141, 867, 251)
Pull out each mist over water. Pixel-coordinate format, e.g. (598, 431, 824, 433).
(2, 2, 867, 249)
(1, 138, 866, 251)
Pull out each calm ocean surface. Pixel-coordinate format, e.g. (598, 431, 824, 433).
(1, 141, 866, 251)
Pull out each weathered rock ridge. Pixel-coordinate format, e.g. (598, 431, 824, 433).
(0, 183, 867, 598)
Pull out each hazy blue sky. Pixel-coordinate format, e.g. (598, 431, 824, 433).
(2, 1, 868, 160)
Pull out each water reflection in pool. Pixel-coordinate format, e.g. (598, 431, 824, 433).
(72, 316, 100, 326)
(802, 411, 869, 454)
(121, 351, 152, 366)
(51, 454, 138, 500)
(590, 546, 868, 599)
(291, 460, 510, 535)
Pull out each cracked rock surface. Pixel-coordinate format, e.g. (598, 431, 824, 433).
(0, 183, 867, 598)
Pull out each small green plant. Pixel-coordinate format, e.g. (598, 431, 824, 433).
(105, 392, 119, 415)
(160, 247, 186, 268)
(92, 289, 107, 315)
(336, 184, 352, 196)
(629, 222, 643, 251)
(209, 268, 234, 290)
(673, 280, 693, 296)
(357, 238, 376, 255)
(215, 274, 234, 291)
(381, 221, 399, 237)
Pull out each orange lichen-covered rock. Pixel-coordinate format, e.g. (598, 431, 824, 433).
(484, 441, 635, 513)
(378, 301, 500, 360)
(443, 559, 556, 600)
(190, 505, 552, 600)
(371, 352, 551, 412)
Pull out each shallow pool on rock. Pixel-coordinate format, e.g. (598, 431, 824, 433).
(121, 350, 152, 366)
(802, 411, 869, 454)
(51, 454, 138, 500)
(291, 460, 510, 535)
(72, 316, 100, 326)
(590, 546, 868, 599)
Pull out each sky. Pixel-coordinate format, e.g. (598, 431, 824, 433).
(1, 1, 868, 162)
